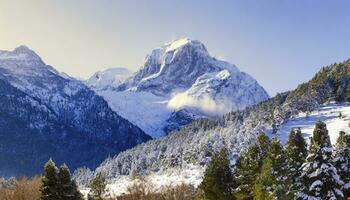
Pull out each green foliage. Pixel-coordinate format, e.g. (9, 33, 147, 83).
(88, 173, 106, 200)
(347, 84, 350, 102)
(298, 121, 344, 199)
(200, 148, 235, 200)
(57, 164, 83, 200)
(333, 131, 350, 197)
(235, 133, 270, 199)
(285, 129, 307, 198)
(256, 133, 270, 161)
(253, 160, 274, 200)
(39, 159, 59, 200)
(310, 121, 331, 152)
(336, 131, 347, 149)
(253, 139, 287, 200)
(39, 160, 82, 200)
(235, 144, 261, 199)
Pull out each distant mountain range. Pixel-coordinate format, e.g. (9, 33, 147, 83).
(0, 46, 151, 176)
(86, 38, 269, 138)
(0, 38, 270, 177)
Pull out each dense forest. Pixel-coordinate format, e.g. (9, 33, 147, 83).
(1, 120, 349, 200)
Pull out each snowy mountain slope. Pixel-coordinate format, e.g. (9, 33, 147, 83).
(97, 90, 171, 138)
(276, 102, 350, 145)
(0, 46, 151, 176)
(86, 67, 131, 91)
(77, 59, 350, 187)
(88, 38, 269, 137)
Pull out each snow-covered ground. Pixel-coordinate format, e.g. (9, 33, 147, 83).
(81, 164, 204, 198)
(276, 102, 350, 145)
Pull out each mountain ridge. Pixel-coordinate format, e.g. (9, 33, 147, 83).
(0, 46, 151, 176)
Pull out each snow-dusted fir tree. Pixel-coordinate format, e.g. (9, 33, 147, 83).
(285, 128, 307, 198)
(39, 159, 59, 200)
(200, 148, 235, 200)
(58, 164, 83, 200)
(235, 133, 270, 198)
(333, 131, 350, 197)
(88, 173, 106, 200)
(253, 139, 288, 200)
(298, 121, 344, 200)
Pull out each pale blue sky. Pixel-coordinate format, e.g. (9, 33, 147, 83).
(1, 0, 350, 95)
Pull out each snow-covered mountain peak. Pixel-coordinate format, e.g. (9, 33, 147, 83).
(86, 67, 131, 90)
(136, 38, 210, 83)
(0, 45, 43, 63)
(163, 38, 208, 54)
(121, 38, 263, 99)
(88, 38, 269, 137)
(14, 45, 34, 53)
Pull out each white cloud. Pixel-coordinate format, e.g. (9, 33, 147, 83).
(167, 92, 233, 116)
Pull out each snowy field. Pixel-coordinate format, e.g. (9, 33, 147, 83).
(276, 102, 350, 145)
(81, 164, 204, 198)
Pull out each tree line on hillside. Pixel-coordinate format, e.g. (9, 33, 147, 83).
(2, 120, 350, 200)
(199, 121, 350, 200)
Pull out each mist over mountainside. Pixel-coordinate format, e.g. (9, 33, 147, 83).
(86, 38, 269, 138)
(78, 59, 350, 187)
(0, 46, 151, 176)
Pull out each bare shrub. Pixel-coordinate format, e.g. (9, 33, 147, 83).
(0, 176, 41, 200)
(115, 179, 197, 200)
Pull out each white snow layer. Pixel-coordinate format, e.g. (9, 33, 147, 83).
(81, 164, 203, 198)
(97, 90, 172, 138)
(276, 102, 350, 145)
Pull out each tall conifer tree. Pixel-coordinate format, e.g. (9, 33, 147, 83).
(39, 159, 59, 200)
(235, 133, 270, 198)
(333, 131, 350, 198)
(58, 164, 83, 200)
(285, 128, 307, 198)
(298, 121, 344, 200)
(200, 148, 235, 200)
(254, 139, 288, 200)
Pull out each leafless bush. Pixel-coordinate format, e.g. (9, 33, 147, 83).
(114, 178, 197, 200)
(0, 176, 41, 200)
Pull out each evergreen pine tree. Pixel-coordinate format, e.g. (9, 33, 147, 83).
(253, 139, 288, 200)
(235, 133, 270, 199)
(235, 143, 260, 199)
(39, 159, 59, 200)
(347, 84, 350, 102)
(285, 128, 307, 198)
(256, 133, 271, 164)
(298, 121, 344, 200)
(57, 164, 83, 200)
(200, 148, 235, 200)
(88, 173, 106, 200)
(333, 131, 350, 198)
